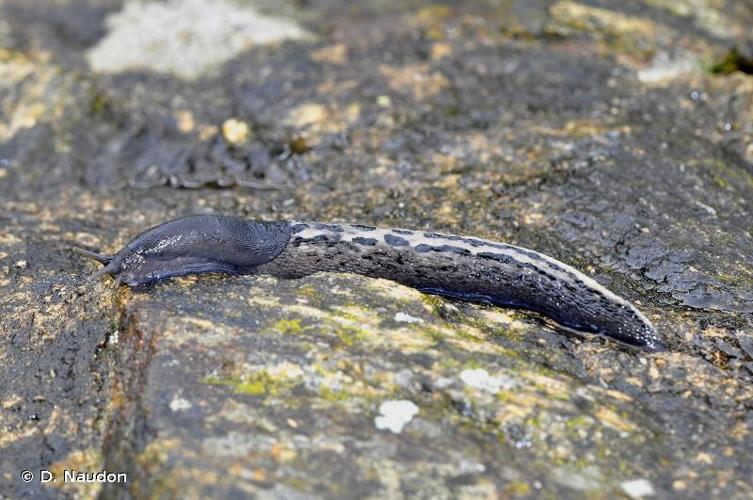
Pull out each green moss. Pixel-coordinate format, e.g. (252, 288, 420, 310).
(87, 89, 122, 124)
(233, 379, 267, 396)
(339, 326, 369, 347)
(204, 370, 299, 397)
(505, 481, 532, 495)
(525, 414, 543, 429)
(715, 271, 753, 288)
(710, 47, 753, 75)
(419, 325, 447, 343)
(565, 415, 591, 431)
(311, 363, 330, 377)
(273, 318, 303, 334)
(319, 386, 351, 401)
(334, 309, 361, 323)
(89, 92, 109, 115)
(420, 294, 447, 310)
(326, 322, 368, 348)
(296, 283, 319, 299)
(497, 390, 513, 403)
(698, 158, 753, 190)
(462, 358, 486, 370)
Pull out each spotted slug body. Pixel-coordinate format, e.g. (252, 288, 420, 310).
(74, 215, 665, 351)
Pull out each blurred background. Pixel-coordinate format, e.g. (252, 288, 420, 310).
(1, 1, 752, 498)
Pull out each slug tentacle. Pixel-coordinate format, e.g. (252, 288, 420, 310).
(71, 246, 114, 265)
(75, 215, 665, 351)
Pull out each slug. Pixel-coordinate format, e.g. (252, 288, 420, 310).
(73, 214, 665, 351)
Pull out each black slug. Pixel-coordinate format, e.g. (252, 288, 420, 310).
(73, 214, 665, 352)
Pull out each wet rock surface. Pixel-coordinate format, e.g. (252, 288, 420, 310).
(1, 0, 752, 498)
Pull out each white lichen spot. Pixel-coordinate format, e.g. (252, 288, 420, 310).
(620, 479, 655, 498)
(460, 368, 514, 393)
(393, 312, 424, 324)
(87, 0, 309, 79)
(637, 53, 696, 84)
(169, 396, 192, 412)
(551, 465, 603, 491)
(374, 400, 419, 434)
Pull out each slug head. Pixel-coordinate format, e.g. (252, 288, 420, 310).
(75, 215, 292, 287)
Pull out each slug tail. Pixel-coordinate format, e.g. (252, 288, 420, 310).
(269, 221, 666, 352)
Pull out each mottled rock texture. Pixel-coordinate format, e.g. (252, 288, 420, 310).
(1, 0, 752, 498)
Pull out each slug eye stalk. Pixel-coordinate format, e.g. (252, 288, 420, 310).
(71, 246, 114, 265)
(71, 246, 119, 280)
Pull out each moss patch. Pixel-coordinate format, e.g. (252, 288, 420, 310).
(205, 370, 301, 397)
